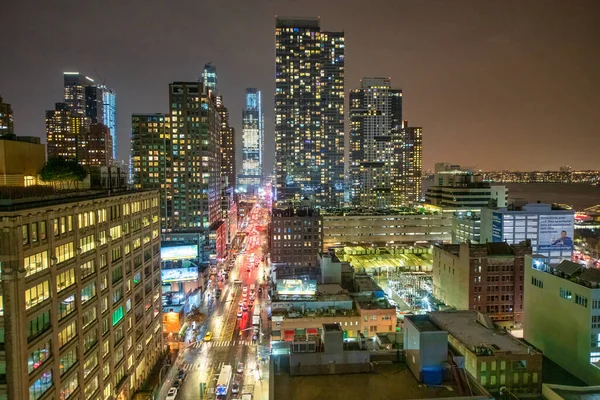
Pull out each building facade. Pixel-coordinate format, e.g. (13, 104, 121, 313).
(201, 63, 218, 94)
(398, 124, 423, 205)
(238, 88, 263, 192)
(271, 200, 323, 267)
(480, 203, 574, 264)
(0, 189, 163, 400)
(524, 256, 600, 385)
(433, 241, 532, 322)
(77, 123, 114, 167)
(274, 17, 345, 207)
(0, 95, 14, 137)
(322, 209, 452, 250)
(46, 103, 87, 161)
(349, 78, 402, 207)
(0, 136, 46, 187)
(216, 96, 236, 191)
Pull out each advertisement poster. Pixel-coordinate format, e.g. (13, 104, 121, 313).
(276, 279, 317, 296)
(537, 214, 574, 251)
(161, 245, 198, 261)
(491, 212, 503, 242)
(161, 267, 199, 283)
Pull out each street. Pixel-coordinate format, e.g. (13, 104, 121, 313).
(160, 201, 270, 400)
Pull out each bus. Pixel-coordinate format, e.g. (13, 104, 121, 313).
(252, 304, 261, 330)
(215, 364, 232, 397)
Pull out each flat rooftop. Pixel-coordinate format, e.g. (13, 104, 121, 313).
(354, 275, 383, 292)
(322, 207, 439, 217)
(405, 315, 442, 332)
(355, 298, 395, 310)
(546, 386, 600, 400)
(429, 311, 536, 355)
(274, 363, 461, 400)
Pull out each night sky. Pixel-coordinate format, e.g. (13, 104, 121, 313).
(2, 0, 599, 172)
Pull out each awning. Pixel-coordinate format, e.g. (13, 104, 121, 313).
(306, 328, 318, 335)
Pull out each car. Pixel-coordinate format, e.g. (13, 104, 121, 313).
(203, 332, 213, 342)
(237, 309, 243, 318)
(243, 287, 248, 293)
(249, 294, 255, 301)
(239, 301, 244, 307)
(232, 381, 240, 394)
(173, 379, 182, 388)
(177, 369, 186, 381)
(247, 267, 251, 272)
(242, 304, 248, 311)
(237, 362, 244, 373)
(166, 387, 178, 400)
(258, 287, 263, 294)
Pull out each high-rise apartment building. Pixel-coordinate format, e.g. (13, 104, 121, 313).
(77, 123, 114, 167)
(201, 63, 218, 94)
(0, 189, 163, 400)
(0, 95, 15, 137)
(239, 88, 263, 191)
(46, 103, 87, 161)
(274, 17, 345, 207)
(398, 123, 423, 204)
(349, 78, 402, 207)
(216, 96, 236, 190)
(131, 83, 224, 259)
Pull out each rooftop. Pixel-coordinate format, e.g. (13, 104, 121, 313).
(0, 188, 154, 213)
(428, 310, 538, 356)
(533, 258, 600, 289)
(355, 297, 395, 310)
(436, 241, 531, 257)
(322, 207, 439, 217)
(405, 314, 442, 332)
(545, 384, 600, 400)
(354, 274, 383, 292)
(323, 323, 341, 332)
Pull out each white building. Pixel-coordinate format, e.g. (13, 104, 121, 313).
(524, 255, 600, 385)
(481, 203, 574, 264)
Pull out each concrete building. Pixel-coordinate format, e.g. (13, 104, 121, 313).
(271, 200, 323, 267)
(0, 95, 14, 137)
(481, 203, 575, 264)
(429, 311, 543, 395)
(426, 163, 507, 209)
(77, 123, 113, 167)
(433, 241, 532, 322)
(322, 209, 452, 250)
(0, 189, 163, 400)
(0, 135, 46, 186)
(452, 211, 481, 244)
(354, 297, 397, 336)
(274, 17, 345, 207)
(524, 255, 600, 385)
(404, 315, 448, 384)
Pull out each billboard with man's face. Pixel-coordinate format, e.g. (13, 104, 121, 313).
(537, 214, 574, 251)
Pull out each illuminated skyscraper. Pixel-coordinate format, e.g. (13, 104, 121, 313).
(216, 95, 236, 190)
(239, 88, 263, 191)
(275, 17, 345, 207)
(349, 78, 403, 207)
(63, 72, 117, 159)
(397, 122, 423, 205)
(0, 95, 14, 137)
(45, 102, 87, 160)
(201, 63, 218, 94)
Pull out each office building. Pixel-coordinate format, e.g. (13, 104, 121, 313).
(201, 63, 218, 94)
(0, 95, 14, 137)
(429, 311, 543, 395)
(0, 189, 163, 400)
(238, 88, 263, 192)
(62, 73, 116, 160)
(425, 163, 507, 209)
(271, 199, 323, 267)
(274, 17, 345, 207)
(216, 96, 236, 191)
(398, 124, 423, 204)
(322, 209, 452, 250)
(433, 241, 532, 322)
(0, 135, 46, 186)
(77, 123, 113, 167)
(46, 103, 88, 161)
(349, 78, 402, 207)
(452, 211, 481, 244)
(481, 203, 574, 264)
(524, 256, 600, 385)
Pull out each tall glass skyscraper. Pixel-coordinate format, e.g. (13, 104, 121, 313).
(238, 88, 263, 192)
(101, 86, 117, 160)
(274, 17, 345, 207)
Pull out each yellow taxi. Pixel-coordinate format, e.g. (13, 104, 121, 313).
(203, 331, 213, 342)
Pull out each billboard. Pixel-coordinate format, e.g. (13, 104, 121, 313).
(491, 212, 503, 242)
(276, 279, 317, 296)
(161, 245, 198, 261)
(161, 267, 199, 283)
(538, 214, 574, 252)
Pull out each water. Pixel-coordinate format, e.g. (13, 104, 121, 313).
(504, 183, 600, 211)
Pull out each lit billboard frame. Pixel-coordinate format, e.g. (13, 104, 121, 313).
(276, 279, 317, 296)
(161, 267, 199, 283)
(161, 245, 198, 261)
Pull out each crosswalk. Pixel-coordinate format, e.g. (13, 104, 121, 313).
(180, 361, 228, 372)
(188, 340, 253, 349)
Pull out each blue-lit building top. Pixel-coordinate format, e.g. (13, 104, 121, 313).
(101, 87, 116, 160)
(201, 63, 218, 94)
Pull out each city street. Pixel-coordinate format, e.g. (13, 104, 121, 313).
(160, 201, 271, 400)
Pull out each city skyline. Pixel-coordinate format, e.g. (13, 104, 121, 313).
(1, 0, 599, 173)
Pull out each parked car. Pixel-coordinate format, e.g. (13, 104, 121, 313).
(177, 369, 186, 381)
(237, 362, 244, 373)
(232, 381, 240, 394)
